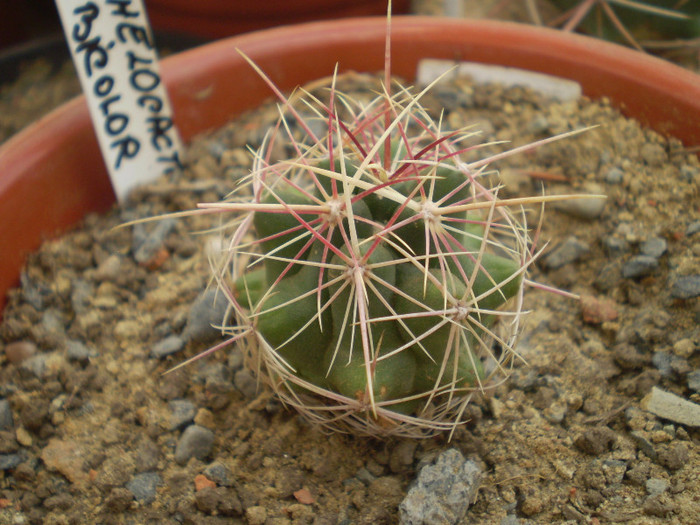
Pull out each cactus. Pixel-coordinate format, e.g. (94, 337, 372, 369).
(183, 6, 596, 438)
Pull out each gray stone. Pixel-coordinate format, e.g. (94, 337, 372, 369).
(680, 165, 698, 182)
(645, 478, 669, 497)
(688, 370, 700, 393)
(652, 352, 673, 377)
(640, 143, 666, 166)
(133, 218, 176, 265)
(0, 454, 23, 470)
(553, 194, 606, 220)
(602, 459, 627, 485)
(20, 272, 46, 310)
(126, 471, 161, 504)
(183, 289, 229, 343)
(526, 114, 549, 134)
(603, 236, 629, 256)
(41, 309, 66, 337)
(168, 399, 197, 431)
(0, 400, 13, 431)
(686, 221, 700, 236)
(399, 448, 482, 525)
(622, 256, 658, 279)
(543, 401, 567, 424)
(640, 237, 667, 259)
(641, 387, 700, 427)
(356, 467, 376, 486)
(19, 354, 49, 379)
(604, 166, 624, 184)
(71, 279, 93, 314)
(233, 368, 258, 399)
(152, 335, 185, 358)
(671, 275, 700, 299)
(543, 236, 590, 270)
(175, 425, 215, 465)
(203, 461, 232, 487)
(65, 340, 92, 362)
(630, 431, 657, 460)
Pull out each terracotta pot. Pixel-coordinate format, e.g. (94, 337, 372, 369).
(2, 17, 700, 314)
(146, 0, 411, 39)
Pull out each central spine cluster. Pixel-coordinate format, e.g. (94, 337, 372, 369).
(214, 79, 534, 435)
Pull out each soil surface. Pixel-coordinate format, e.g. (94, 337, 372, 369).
(1, 61, 699, 525)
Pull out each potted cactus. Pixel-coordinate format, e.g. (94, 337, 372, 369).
(2, 17, 700, 438)
(181, 48, 595, 436)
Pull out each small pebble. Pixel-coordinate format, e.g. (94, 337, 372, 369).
(630, 431, 657, 460)
(175, 425, 215, 465)
(639, 237, 667, 258)
(389, 440, 418, 473)
(680, 165, 698, 182)
(104, 488, 134, 512)
(126, 472, 162, 504)
(203, 461, 232, 487)
(133, 218, 176, 266)
(603, 236, 629, 256)
(356, 467, 376, 486)
(553, 193, 606, 220)
(543, 401, 567, 424)
(652, 352, 673, 377)
(4, 341, 37, 365)
(169, 400, 197, 431)
(246, 506, 268, 525)
(152, 335, 185, 358)
(574, 426, 617, 455)
(688, 370, 700, 393)
(233, 368, 258, 399)
(670, 275, 700, 299)
(641, 387, 700, 427)
(640, 143, 666, 166)
(65, 340, 91, 362)
(543, 236, 590, 269)
(399, 448, 482, 525)
(183, 289, 229, 343)
(0, 453, 23, 470)
(94, 254, 123, 281)
(0, 400, 13, 431)
(672, 338, 695, 358)
(602, 459, 627, 485)
(622, 256, 658, 279)
(656, 442, 689, 471)
(686, 220, 700, 236)
(604, 166, 624, 184)
(643, 494, 674, 517)
(613, 344, 647, 370)
(646, 478, 669, 497)
(580, 294, 618, 324)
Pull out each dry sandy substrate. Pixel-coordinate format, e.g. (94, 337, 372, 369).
(1, 72, 699, 524)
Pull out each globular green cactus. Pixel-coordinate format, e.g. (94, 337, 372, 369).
(194, 17, 592, 438)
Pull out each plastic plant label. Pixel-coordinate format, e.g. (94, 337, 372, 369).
(55, 0, 183, 201)
(417, 59, 582, 102)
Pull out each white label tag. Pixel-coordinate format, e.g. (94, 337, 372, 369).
(55, 0, 183, 201)
(417, 59, 582, 102)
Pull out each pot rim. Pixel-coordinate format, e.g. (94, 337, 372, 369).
(1, 16, 699, 312)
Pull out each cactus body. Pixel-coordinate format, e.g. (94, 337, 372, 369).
(194, 50, 570, 436)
